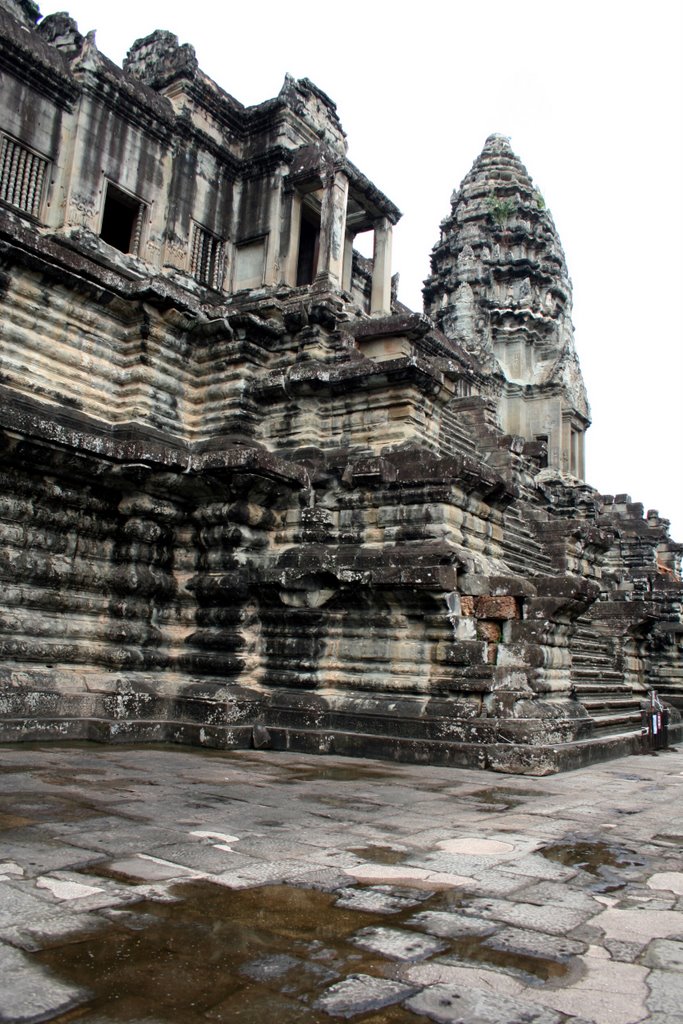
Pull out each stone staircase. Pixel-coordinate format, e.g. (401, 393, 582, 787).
(571, 625, 643, 737)
(501, 504, 553, 576)
(438, 408, 481, 461)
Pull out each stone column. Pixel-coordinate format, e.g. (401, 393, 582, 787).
(263, 174, 284, 287)
(578, 430, 586, 481)
(281, 190, 302, 287)
(561, 416, 571, 474)
(370, 217, 393, 315)
(315, 170, 348, 289)
(342, 229, 354, 293)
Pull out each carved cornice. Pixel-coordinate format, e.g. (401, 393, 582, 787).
(0, 11, 78, 110)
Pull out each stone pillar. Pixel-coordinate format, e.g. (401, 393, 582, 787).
(561, 416, 571, 474)
(282, 190, 302, 287)
(315, 171, 348, 289)
(371, 217, 393, 315)
(342, 229, 354, 292)
(263, 175, 283, 287)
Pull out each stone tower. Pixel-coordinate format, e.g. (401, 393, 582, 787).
(424, 134, 590, 479)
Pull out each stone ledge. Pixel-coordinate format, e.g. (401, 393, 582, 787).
(3, 685, 679, 775)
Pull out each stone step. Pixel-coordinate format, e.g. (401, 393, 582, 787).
(581, 697, 641, 712)
(572, 666, 624, 679)
(573, 682, 633, 696)
(588, 712, 643, 736)
(571, 654, 615, 667)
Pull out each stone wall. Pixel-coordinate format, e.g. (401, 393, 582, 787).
(0, 2, 681, 774)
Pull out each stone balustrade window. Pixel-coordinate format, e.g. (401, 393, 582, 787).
(190, 224, 225, 290)
(0, 134, 48, 218)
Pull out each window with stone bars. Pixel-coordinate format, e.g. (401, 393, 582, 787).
(190, 224, 225, 289)
(0, 134, 48, 218)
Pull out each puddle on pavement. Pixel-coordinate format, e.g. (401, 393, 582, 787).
(37, 774, 142, 796)
(444, 935, 573, 985)
(0, 792, 102, 825)
(0, 811, 34, 829)
(468, 786, 546, 809)
(349, 846, 411, 865)
(2, 742, 403, 786)
(32, 871, 583, 1024)
(316, 795, 385, 810)
(653, 833, 683, 845)
(539, 838, 645, 889)
(411, 889, 574, 985)
(270, 764, 400, 784)
(35, 880, 436, 1024)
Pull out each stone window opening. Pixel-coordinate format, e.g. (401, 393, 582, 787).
(535, 434, 549, 469)
(190, 223, 225, 290)
(0, 133, 48, 219)
(100, 182, 145, 255)
(296, 203, 321, 286)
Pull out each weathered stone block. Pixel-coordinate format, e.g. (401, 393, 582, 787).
(476, 621, 502, 643)
(474, 596, 520, 620)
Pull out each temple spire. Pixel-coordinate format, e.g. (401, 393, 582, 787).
(424, 135, 590, 479)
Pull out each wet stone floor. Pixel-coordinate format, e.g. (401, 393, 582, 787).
(0, 745, 682, 1024)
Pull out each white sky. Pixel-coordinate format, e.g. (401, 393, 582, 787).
(39, 0, 683, 540)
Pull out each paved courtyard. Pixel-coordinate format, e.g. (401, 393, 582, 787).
(0, 742, 682, 1024)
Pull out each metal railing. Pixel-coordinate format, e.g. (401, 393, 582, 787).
(641, 690, 670, 752)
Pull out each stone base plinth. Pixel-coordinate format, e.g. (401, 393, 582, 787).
(3, 681, 679, 776)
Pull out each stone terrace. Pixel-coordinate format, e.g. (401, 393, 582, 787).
(1, 743, 682, 1023)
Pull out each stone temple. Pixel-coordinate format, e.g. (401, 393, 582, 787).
(0, 0, 681, 774)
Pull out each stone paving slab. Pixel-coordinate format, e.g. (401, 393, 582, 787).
(0, 911, 111, 952)
(239, 952, 302, 981)
(334, 885, 425, 914)
(482, 925, 586, 961)
(408, 909, 498, 938)
(0, 881, 66, 928)
(343, 861, 476, 888)
(642, 937, 683, 971)
(589, 906, 683, 943)
(314, 974, 417, 1018)
(460, 896, 591, 935)
(524, 956, 650, 1024)
(405, 981, 566, 1024)
(0, 840, 101, 875)
(0, 744, 683, 1023)
(97, 854, 203, 882)
(511, 879, 602, 914)
(351, 925, 448, 961)
(400, 960, 525, 994)
(0, 942, 89, 1023)
(648, 871, 683, 895)
(646, 968, 683, 1016)
(495, 853, 579, 881)
(139, 840, 255, 873)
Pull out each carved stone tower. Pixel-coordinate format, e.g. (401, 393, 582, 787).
(424, 134, 590, 479)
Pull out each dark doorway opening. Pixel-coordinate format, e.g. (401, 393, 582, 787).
(296, 205, 320, 286)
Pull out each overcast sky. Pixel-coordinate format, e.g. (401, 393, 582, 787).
(39, 0, 683, 541)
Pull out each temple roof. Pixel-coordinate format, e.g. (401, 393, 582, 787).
(423, 134, 589, 422)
